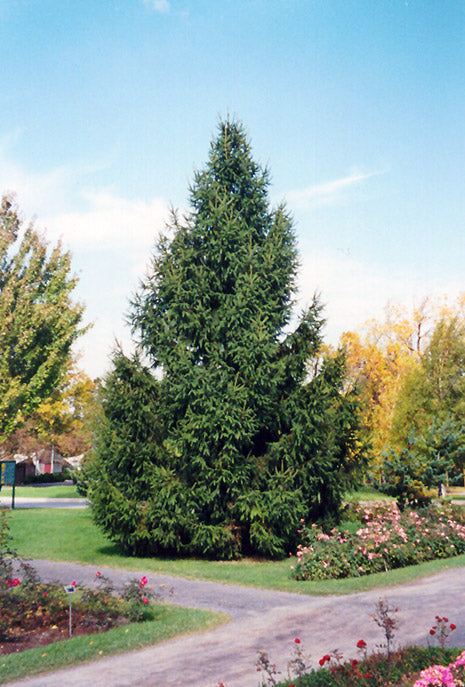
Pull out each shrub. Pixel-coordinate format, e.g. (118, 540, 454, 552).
(0, 510, 158, 643)
(23, 470, 72, 485)
(273, 647, 463, 687)
(292, 502, 465, 580)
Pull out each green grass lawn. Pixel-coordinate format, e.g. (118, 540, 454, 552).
(7, 508, 465, 596)
(1, 484, 79, 499)
(344, 486, 394, 501)
(0, 603, 225, 684)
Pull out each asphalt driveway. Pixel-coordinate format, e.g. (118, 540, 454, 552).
(4, 559, 465, 687)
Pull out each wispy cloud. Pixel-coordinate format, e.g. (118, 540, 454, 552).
(144, 0, 170, 13)
(0, 148, 169, 254)
(285, 170, 383, 209)
(296, 248, 462, 346)
(0, 149, 171, 378)
(44, 189, 169, 252)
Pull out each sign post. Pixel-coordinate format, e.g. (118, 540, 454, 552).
(64, 584, 76, 636)
(0, 461, 16, 509)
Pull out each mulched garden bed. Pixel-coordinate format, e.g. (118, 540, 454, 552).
(0, 610, 130, 655)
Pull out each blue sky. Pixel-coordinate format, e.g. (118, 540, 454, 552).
(1, 0, 464, 377)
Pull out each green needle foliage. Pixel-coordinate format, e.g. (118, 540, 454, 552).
(0, 194, 85, 438)
(89, 120, 365, 559)
(382, 417, 465, 509)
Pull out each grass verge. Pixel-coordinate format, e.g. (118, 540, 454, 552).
(344, 486, 394, 501)
(1, 485, 79, 499)
(7, 508, 465, 596)
(0, 603, 225, 684)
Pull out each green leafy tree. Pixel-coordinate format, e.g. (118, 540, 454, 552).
(382, 417, 465, 509)
(0, 194, 86, 439)
(2, 361, 97, 459)
(90, 120, 365, 559)
(392, 317, 465, 439)
(390, 316, 465, 485)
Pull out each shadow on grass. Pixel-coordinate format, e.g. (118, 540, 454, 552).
(97, 543, 126, 557)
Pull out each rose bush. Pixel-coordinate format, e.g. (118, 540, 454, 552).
(0, 508, 157, 647)
(251, 605, 463, 687)
(292, 502, 465, 580)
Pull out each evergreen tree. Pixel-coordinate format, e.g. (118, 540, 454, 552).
(90, 120, 364, 559)
(0, 194, 86, 439)
(382, 417, 465, 508)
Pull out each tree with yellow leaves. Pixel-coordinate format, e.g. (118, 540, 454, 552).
(2, 360, 96, 459)
(0, 194, 86, 439)
(341, 298, 454, 479)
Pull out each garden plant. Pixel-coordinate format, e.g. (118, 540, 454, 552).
(292, 502, 465, 580)
(249, 599, 464, 687)
(0, 508, 157, 654)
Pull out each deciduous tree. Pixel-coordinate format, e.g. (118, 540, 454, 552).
(0, 194, 86, 439)
(341, 299, 452, 478)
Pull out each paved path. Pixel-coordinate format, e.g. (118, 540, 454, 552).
(0, 497, 88, 509)
(4, 560, 465, 687)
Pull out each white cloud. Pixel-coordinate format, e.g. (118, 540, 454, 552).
(44, 189, 169, 250)
(0, 140, 113, 219)
(144, 0, 170, 13)
(0, 159, 72, 218)
(296, 249, 463, 346)
(41, 191, 170, 378)
(0, 150, 171, 378)
(0, 147, 170, 263)
(284, 170, 382, 209)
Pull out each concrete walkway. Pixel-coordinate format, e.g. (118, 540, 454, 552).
(4, 560, 465, 687)
(0, 496, 88, 509)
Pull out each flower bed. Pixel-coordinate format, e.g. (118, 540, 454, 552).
(0, 508, 156, 654)
(250, 601, 464, 687)
(0, 567, 157, 655)
(270, 647, 465, 686)
(292, 503, 465, 580)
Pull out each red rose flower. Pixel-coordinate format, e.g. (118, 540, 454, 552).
(319, 654, 331, 666)
(294, 638, 300, 644)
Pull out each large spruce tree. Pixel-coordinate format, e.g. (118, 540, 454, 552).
(90, 120, 363, 559)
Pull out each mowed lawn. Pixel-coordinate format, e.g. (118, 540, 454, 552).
(0, 603, 225, 684)
(1, 485, 79, 499)
(7, 507, 465, 596)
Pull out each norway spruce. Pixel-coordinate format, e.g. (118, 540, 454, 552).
(90, 120, 363, 559)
